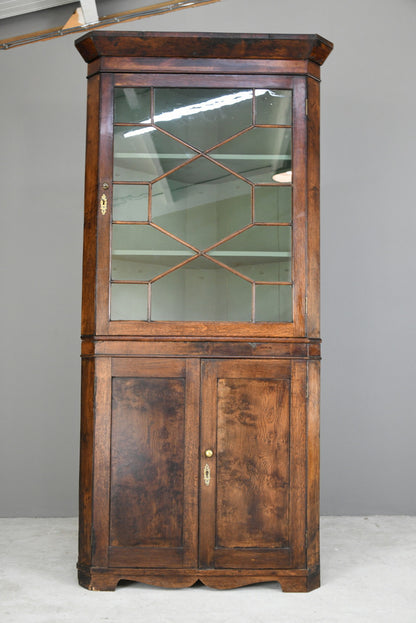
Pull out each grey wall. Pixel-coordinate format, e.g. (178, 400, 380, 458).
(1, 0, 415, 517)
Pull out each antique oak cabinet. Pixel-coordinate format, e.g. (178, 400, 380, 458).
(75, 31, 333, 592)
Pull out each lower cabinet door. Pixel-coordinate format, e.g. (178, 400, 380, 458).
(107, 358, 199, 569)
(199, 359, 306, 570)
(101, 357, 305, 571)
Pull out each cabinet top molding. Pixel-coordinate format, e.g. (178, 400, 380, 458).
(75, 31, 333, 66)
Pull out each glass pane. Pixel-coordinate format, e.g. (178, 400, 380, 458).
(255, 89, 292, 125)
(152, 156, 251, 250)
(111, 284, 147, 320)
(114, 87, 151, 124)
(113, 185, 148, 221)
(113, 127, 197, 182)
(255, 285, 292, 322)
(255, 186, 292, 222)
(154, 88, 253, 151)
(209, 127, 291, 183)
(112, 224, 195, 281)
(151, 256, 251, 321)
(110, 87, 296, 325)
(208, 225, 291, 281)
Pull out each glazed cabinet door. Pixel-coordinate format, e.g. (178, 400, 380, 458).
(93, 75, 308, 338)
(199, 359, 307, 569)
(105, 358, 199, 569)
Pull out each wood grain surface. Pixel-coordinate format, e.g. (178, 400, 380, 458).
(110, 377, 185, 548)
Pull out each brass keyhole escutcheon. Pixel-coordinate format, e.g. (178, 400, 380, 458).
(100, 194, 107, 215)
(203, 463, 210, 486)
(205, 449, 213, 458)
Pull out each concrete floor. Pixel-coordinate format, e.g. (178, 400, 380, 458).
(0, 516, 415, 623)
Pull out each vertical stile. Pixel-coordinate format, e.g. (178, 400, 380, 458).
(150, 86, 154, 124)
(96, 72, 114, 334)
(147, 282, 151, 322)
(148, 182, 152, 223)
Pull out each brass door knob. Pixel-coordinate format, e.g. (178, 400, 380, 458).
(205, 449, 214, 458)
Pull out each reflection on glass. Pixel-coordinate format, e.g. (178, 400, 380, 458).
(255, 89, 292, 125)
(255, 284, 292, 322)
(208, 225, 291, 282)
(154, 88, 253, 151)
(114, 87, 151, 124)
(152, 156, 251, 249)
(112, 224, 195, 281)
(255, 186, 292, 222)
(272, 170, 292, 183)
(113, 185, 148, 221)
(111, 283, 147, 320)
(209, 127, 292, 183)
(113, 126, 196, 182)
(152, 256, 251, 321)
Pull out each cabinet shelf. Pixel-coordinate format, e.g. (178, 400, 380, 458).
(208, 251, 291, 257)
(112, 250, 291, 258)
(115, 153, 291, 160)
(113, 250, 193, 256)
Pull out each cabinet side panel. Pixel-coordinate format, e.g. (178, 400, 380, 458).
(306, 360, 320, 570)
(92, 357, 112, 567)
(81, 74, 100, 337)
(289, 360, 307, 568)
(110, 377, 185, 548)
(306, 77, 320, 338)
(216, 378, 290, 548)
(78, 358, 95, 566)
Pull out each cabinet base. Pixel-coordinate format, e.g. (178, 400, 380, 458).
(77, 565, 320, 592)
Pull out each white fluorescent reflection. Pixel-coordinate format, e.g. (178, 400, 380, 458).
(123, 89, 281, 138)
(272, 170, 292, 183)
(125, 126, 155, 136)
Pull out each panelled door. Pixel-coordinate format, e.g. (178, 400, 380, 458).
(107, 358, 200, 569)
(104, 357, 306, 570)
(199, 359, 306, 569)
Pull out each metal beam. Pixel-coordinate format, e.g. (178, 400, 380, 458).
(1, 0, 221, 49)
(79, 0, 99, 25)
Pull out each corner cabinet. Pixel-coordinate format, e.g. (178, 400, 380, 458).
(75, 31, 333, 592)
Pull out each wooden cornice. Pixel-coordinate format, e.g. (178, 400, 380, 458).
(75, 31, 334, 65)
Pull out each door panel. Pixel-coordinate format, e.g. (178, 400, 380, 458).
(108, 358, 199, 569)
(200, 359, 305, 569)
(110, 376, 185, 548)
(216, 377, 290, 549)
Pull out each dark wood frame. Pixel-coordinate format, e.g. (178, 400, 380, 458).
(75, 31, 333, 593)
(96, 73, 306, 338)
